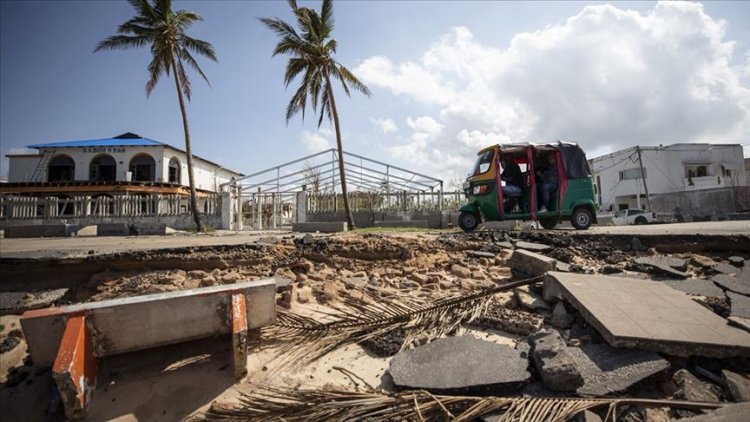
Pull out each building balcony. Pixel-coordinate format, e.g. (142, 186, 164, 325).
(683, 175, 725, 191)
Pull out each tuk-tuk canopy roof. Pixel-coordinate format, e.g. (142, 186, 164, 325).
(479, 141, 592, 179)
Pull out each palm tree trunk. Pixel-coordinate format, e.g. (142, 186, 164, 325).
(325, 75, 355, 229)
(171, 59, 204, 232)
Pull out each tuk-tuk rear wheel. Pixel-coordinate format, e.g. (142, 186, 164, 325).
(540, 219, 558, 230)
(571, 207, 593, 230)
(459, 211, 480, 232)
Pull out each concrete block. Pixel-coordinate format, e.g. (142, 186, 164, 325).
(21, 279, 277, 366)
(528, 329, 584, 392)
(373, 220, 428, 228)
(132, 223, 167, 235)
(96, 223, 130, 236)
(508, 249, 557, 277)
(52, 315, 98, 420)
(4, 224, 78, 238)
(292, 221, 348, 233)
(230, 293, 248, 379)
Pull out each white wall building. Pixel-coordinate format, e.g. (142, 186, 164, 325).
(5, 132, 242, 192)
(591, 143, 747, 212)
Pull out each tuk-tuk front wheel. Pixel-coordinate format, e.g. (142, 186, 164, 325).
(459, 211, 480, 232)
(571, 207, 593, 230)
(540, 219, 558, 230)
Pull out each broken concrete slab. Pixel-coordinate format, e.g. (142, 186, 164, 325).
(722, 370, 750, 402)
(673, 369, 721, 403)
(547, 272, 750, 357)
(528, 329, 584, 392)
(514, 286, 551, 311)
(633, 257, 689, 279)
(728, 316, 750, 333)
(389, 336, 531, 394)
(661, 279, 726, 299)
(0, 288, 69, 315)
(507, 249, 557, 277)
(635, 256, 688, 272)
(466, 250, 496, 259)
(514, 241, 552, 253)
(715, 263, 740, 276)
(678, 401, 750, 422)
(729, 256, 745, 267)
(727, 291, 750, 319)
(475, 305, 544, 336)
(713, 274, 750, 296)
(549, 302, 574, 329)
(568, 344, 670, 396)
(342, 276, 368, 289)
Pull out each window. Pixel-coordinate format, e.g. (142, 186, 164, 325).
(90, 154, 116, 182)
(48, 155, 75, 182)
(619, 168, 645, 180)
(129, 154, 156, 182)
(470, 149, 494, 176)
(696, 166, 707, 177)
(168, 157, 181, 184)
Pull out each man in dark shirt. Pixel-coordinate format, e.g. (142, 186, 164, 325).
(537, 154, 559, 212)
(501, 155, 523, 196)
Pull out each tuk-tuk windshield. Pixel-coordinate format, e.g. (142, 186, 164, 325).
(470, 149, 494, 176)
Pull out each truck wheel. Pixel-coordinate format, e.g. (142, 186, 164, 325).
(459, 211, 480, 232)
(635, 216, 647, 225)
(540, 219, 558, 230)
(571, 207, 593, 230)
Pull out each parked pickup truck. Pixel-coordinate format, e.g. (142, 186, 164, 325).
(612, 209, 674, 225)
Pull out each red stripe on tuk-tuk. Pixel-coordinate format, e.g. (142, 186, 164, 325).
(527, 147, 537, 221)
(494, 149, 504, 219)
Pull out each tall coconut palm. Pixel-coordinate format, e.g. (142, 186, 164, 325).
(261, 0, 371, 229)
(95, 0, 217, 232)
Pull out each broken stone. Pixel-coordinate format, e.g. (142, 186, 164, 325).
(715, 263, 740, 275)
(291, 259, 314, 273)
(408, 273, 430, 285)
(661, 278, 725, 298)
(677, 401, 750, 422)
(728, 316, 750, 333)
(630, 237, 648, 252)
(729, 256, 746, 267)
(673, 369, 721, 403)
(514, 241, 552, 253)
(0, 288, 68, 314)
(451, 264, 472, 278)
(568, 344, 670, 396)
(713, 274, 750, 296)
(528, 329, 584, 392)
(507, 249, 557, 277)
(221, 272, 243, 284)
(691, 255, 717, 269)
(360, 329, 405, 357)
(722, 370, 750, 402)
(635, 256, 687, 272)
(389, 336, 531, 394)
(400, 280, 421, 290)
(514, 286, 551, 311)
(296, 286, 314, 304)
(342, 276, 368, 289)
(475, 303, 544, 335)
(467, 250, 496, 259)
(549, 302, 573, 329)
(633, 257, 688, 279)
(727, 291, 750, 319)
(601, 265, 623, 274)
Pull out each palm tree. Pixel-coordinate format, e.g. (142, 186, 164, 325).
(260, 0, 371, 229)
(95, 0, 217, 232)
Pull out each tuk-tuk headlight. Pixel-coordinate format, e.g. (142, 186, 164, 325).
(472, 185, 488, 195)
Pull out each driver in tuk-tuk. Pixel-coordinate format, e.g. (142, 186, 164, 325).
(501, 155, 526, 212)
(536, 154, 559, 212)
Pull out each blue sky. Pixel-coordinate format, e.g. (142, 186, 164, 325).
(2, 1, 749, 183)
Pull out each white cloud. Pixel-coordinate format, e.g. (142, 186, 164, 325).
(300, 130, 331, 153)
(370, 117, 398, 134)
(354, 1, 750, 181)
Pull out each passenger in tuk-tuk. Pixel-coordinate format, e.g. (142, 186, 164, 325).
(536, 154, 559, 212)
(501, 155, 525, 212)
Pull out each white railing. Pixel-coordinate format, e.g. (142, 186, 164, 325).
(240, 192, 296, 230)
(0, 193, 220, 221)
(683, 176, 725, 191)
(307, 190, 465, 213)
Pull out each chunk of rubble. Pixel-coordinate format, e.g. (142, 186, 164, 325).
(633, 257, 688, 279)
(507, 249, 558, 277)
(728, 257, 745, 267)
(660, 279, 725, 299)
(568, 344, 670, 396)
(0, 288, 69, 314)
(727, 291, 750, 319)
(722, 370, 750, 402)
(475, 304, 544, 335)
(673, 369, 721, 403)
(549, 302, 573, 329)
(514, 241, 552, 253)
(514, 286, 551, 311)
(466, 250, 496, 259)
(389, 336, 531, 394)
(546, 272, 750, 357)
(677, 401, 750, 422)
(713, 274, 750, 296)
(528, 329, 584, 392)
(728, 316, 750, 333)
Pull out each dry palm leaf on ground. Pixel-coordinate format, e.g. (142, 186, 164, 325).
(203, 385, 725, 421)
(260, 275, 545, 371)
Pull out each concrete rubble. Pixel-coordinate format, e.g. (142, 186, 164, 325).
(527, 329, 584, 392)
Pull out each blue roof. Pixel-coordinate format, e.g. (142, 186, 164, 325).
(28, 133, 166, 149)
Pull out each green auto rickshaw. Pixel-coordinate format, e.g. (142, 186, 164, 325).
(459, 142, 598, 231)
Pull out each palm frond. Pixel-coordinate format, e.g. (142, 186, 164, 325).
(94, 35, 151, 52)
(180, 35, 217, 62)
(175, 59, 192, 100)
(285, 80, 308, 122)
(261, 276, 545, 372)
(202, 386, 726, 422)
(333, 63, 372, 96)
(258, 17, 302, 45)
(178, 47, 211, 88)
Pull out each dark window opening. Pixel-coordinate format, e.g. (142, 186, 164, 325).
(168, 157, 181, 184)
(48, 155, 75, 182)
(90, 155, 117, 182)
(129, 154, 156, 182)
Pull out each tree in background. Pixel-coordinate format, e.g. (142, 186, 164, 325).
(95, 0, 217, 232)
(261, 0, 371, 229)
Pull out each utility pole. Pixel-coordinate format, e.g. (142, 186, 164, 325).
(635, 146, 651, 211)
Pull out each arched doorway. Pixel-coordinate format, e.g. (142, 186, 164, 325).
(168, 157, 181, 184)
(47, 155, 75, 182)
(90, 154, 116, 182)
(129, 154, 156, 182)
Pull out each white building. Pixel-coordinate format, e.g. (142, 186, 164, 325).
(5, 132, 242, 192)
(591, 143, 747, 212)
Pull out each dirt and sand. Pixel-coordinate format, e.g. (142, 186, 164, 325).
(1, 228, 749, 420)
